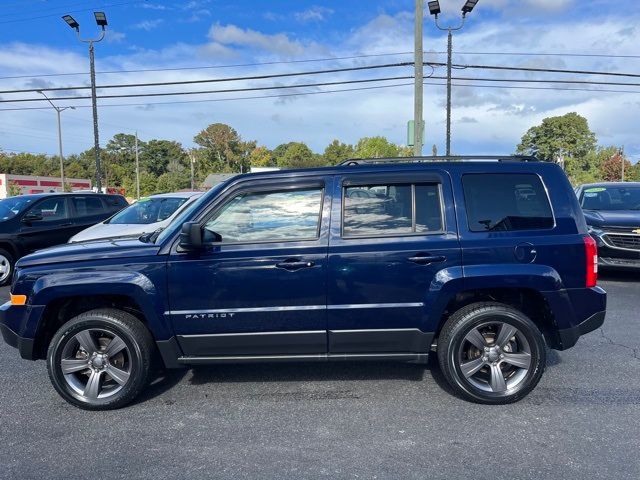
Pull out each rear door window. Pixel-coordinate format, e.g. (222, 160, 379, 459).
(342, 183, 443, 237)
(462, 174, 554, 232)
(72, 196, 105, 217)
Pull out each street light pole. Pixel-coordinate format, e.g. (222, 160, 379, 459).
(135, 132, 140, 199)
(37, 90, 74, 190)
(414, 0, 424, 157)
(429, 0, 479, 156)
(62, 12, 107, 192)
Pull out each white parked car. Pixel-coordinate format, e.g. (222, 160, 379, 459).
(69, 191, 202, 243)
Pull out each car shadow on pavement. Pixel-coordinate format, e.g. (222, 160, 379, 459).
(132, 368, 189, 406)
(188, 361, 428, 385)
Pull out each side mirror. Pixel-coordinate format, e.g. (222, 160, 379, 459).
(22, 211, 43, 223)
(178, 222, 203, 251)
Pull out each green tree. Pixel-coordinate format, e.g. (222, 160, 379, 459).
(7, 180, 21, 197)
(193, 123, 255, 175)
(140, 139, 186, 177)
(353, 136, 401, 158)
(277, 142, 323, 168)
(323, 140, 354, 165)
(516, 112, 597, 163)
(249, 146, 274, 167)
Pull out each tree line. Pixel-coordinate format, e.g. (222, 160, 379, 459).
(1, 114, 637, 198)
(0, 123, 413, 197)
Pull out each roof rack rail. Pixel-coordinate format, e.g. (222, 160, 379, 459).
(339, 155, 539, 166)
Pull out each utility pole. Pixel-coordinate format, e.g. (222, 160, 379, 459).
(413, 0, 424, 157)
(428, 1, 479, 156)
(621, 146, 625, 181)
(189, 150, 196, 190)
(135, 132, 140, 199)
(37, 90, 74, 190)
(63, 12, 107, 192)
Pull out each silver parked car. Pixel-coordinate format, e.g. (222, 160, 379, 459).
(68, 191, 202, 243)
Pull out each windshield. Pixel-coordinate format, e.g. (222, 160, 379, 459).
(107, 197, 189, 225)
(580, 186, 640, 211)
(0, 197, 36, 221)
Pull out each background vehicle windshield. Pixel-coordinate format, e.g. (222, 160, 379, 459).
(0, 197, 35, 221)
(580, 186, 640, 211)
(107, 197, 188, 225)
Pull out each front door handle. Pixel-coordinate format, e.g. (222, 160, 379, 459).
(408, 254, 446, 265)
(275, 259, 315, 271)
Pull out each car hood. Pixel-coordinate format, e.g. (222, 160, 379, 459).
(16, 238, 161, 268)
(69, 221, 167, 243)
(583, 209, 640, 228)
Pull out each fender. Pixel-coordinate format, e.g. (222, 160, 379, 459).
(422, 264, 565, 333)
(26, 270, 172, 340)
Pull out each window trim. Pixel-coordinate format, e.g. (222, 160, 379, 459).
(461, 172, 556, 233)
(201, 185, 326, 246)
(340, 182, 446, 239)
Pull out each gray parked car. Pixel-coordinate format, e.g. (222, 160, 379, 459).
(69, 191, 202, 243)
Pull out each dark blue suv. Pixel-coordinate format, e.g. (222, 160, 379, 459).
(0, 157, 607, 409)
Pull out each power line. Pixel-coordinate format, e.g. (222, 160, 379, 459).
(0, 0, 142, 25)
(5, 71, 640, 105)
(3, 78, 640, 114)
(0, 62, 414, 95)
(0, 53, 418, 80)
(4, 60, 640, 98)
(3, 49, 640, 82)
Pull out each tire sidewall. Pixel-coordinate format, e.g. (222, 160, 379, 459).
(47, 316, 146, 409)
(0, 248, 14, 287)
(444, 308, 546, 404)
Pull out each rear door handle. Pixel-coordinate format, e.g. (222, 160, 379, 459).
(275, 259, 315, 271)
(408, 255, 446, 265)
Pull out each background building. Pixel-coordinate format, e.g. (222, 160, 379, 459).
(0, 174, 91, 198)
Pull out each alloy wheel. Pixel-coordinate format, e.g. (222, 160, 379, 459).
(0, 254, 11, 283)
(457, 321, 532, 394)
(59, 328, 132, 400)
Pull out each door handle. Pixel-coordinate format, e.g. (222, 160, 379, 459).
(275, 259, 315, 271)
(408, 254, 446, 265)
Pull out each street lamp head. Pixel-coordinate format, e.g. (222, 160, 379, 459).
(462, 0, 479, 14)
(62, 15, 80, 31)
(94, 11, 108, 29)
(428, 1, 441, 16)
(70, 107, 76, 110)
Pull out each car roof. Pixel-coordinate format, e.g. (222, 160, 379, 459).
(143, 191, 203, 199)
(579, 182, 640, 188)
(1, 192, 121, 201)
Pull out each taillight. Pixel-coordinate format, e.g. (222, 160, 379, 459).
(584, 235, 598, 288)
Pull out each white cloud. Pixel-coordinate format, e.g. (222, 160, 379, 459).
(208, 23, 308, 57)
(132, 19, 164, 31)
(105, 30, 126, 43)
(295, 6, 334, 22)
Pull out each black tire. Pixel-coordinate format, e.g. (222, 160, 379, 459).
(0, 248, 15, 287)
(437, 302, 546, 404)
(46, 308, 155, 410)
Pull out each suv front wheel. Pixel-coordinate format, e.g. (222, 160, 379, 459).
(46, 309, 155, 410)
(437, 302, 546, 404)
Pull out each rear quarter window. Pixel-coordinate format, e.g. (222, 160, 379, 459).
(462, 173, 554, 232)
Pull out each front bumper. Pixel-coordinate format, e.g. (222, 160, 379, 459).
(590, 232, 640, 269)
(0, 301, 38, 360)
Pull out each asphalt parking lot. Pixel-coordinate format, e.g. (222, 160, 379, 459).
(0, 273, 638, 480)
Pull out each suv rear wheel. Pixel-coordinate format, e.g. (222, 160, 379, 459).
(437, 302, 546, 404)
(46, 309, 155, 410)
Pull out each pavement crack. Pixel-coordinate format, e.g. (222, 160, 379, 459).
(599, 328, 640, 360)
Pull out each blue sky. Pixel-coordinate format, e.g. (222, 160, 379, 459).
(0, 0, 639, 162)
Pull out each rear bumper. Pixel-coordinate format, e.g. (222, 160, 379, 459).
(557, 310, 606, 350)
